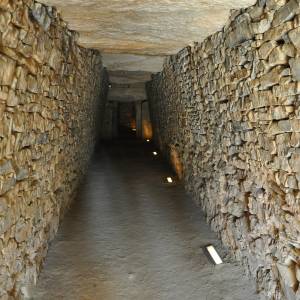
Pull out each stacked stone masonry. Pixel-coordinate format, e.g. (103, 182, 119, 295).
(0, 0, 108, 298)
(147, 1, 300, 299)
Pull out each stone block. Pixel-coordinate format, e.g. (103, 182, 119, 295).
(258, 40, 278, 59)
(6, 90, 19, 106)
(264, 21, 293, 41)
(272, 0, 300, 27)
(260, 66, 284, 90)
(0, 177, 16, 195)
(0, 11, 11, 33)
(225, 15, 254, 48)
(0, 55, 16, 86)
(0, 160, 14, 175)
(289, 58, 300, 81)
(288, 27, 300, 50)
(253, 18, 272, 34)
(277, 262, 298, 291)
(268, 46, 288, 67)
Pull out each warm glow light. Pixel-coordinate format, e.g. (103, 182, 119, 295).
(132, 128, 136, 131)
(146, 139, 150, 142)
(206, 245, 223, 265)
(153, 151, 158, 156)
(167, 177, 173, 183)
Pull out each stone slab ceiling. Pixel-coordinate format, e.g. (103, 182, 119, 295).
(40, 0, 255, 73)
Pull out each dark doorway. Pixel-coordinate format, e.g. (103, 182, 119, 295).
(118, 102, 137, 138)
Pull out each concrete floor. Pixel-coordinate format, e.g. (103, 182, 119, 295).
(31, 139, 259, 300)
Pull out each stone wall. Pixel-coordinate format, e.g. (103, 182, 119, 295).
(147, 1, 300, 299)
(0, 1, 108, 298)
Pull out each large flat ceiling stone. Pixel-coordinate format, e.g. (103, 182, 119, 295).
(108, 70, 152, 84)
(40, 0, 255, 73)
(102, 54, 165, 73)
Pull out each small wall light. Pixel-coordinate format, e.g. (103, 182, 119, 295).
(153, 151, 158, 156)
(146, 139, 150, 142)
(166, 177, 173, 183)
(205, 245, 223, 265)
(132, 128, 136, 131)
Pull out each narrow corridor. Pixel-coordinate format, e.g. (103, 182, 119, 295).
(31, 139, 258, 300)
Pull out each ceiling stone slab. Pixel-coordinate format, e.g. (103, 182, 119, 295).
(102, 54, 165, 73)
(39, 0, 255, 72)
(108, 83, 147, 102)
(108, 71, 152, 84)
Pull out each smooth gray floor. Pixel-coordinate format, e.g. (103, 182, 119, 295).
(31, 139, 259, 300)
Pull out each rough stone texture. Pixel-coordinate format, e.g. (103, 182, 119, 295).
(0, 1, 108, 298)
(39, 0, 255, 74)
(39, 0, 255, 56)
(147, 1, 300, 299)
(39, 0, 257, 114)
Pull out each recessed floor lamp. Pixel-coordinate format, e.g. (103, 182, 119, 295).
(203, 245, 223, 265)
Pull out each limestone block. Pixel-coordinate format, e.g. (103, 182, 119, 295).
(296, 264, 300, 282)
(0, 55, 16, 86)
(225, 14, 254, 48)
(16, 67, 28, 92)
(266, 0, 288, 11)
(17, 42, 33, 59)
(272, 106, 291, 119)
(15, 167, 29, 181)
(0, 196, 8, 216)
(252, 18, 272, 34)
(11, 6, 30, 29)
(27, 75, 39, 94)
(0, 176, 16, 196)
(248, 6, 264, 20)
(268, 46, 288, 67)
(0, 11, 11, 33)
(272, 0, 300, 26)
(290, 153, 300, 172)
(6, 90, 19, 107)
(289, 58, 300, 81)
(285, 175, 298, 188)
(282, 43, 296, 57)
(288, 27, 300, 50)
(227, 201, 245, 218)
(2, 25, 19, 49)
(260, 66, 284, 89)
(277, 262, 298, 291)
(30, 3, 51, 31)
(264, 21, 293, 41)
(0, 160, 13, 176)
(258, 40, 278, 59)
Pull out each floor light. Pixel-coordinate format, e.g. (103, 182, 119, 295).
(166, 177, 173, 183)
(205, 245, 223, 265)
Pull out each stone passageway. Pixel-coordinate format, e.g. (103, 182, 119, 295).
(2, 1, 300, 299)
(31, 139, 258, 300)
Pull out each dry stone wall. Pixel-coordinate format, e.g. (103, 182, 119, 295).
(0, 1, 108, 298)
(147, 1, 300, 299)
